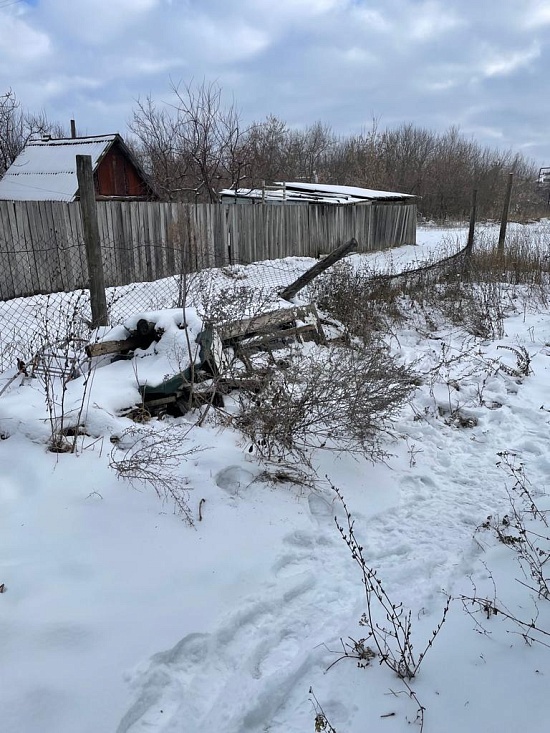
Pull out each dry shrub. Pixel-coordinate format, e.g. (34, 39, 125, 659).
(109, 423, 203, 524)
(308, 260, 402, 338)
(311, 224, 550, 344)
(235, 341, 416, 465)
(310, 253, 505, 341)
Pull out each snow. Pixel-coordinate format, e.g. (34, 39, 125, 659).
(2, 222, 550, 733)
(277, 180, 416, 199)
(219, 181, 415, 204)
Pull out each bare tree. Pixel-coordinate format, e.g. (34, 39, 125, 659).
(129, 80, 246, 201)
(128, 80, 545, 217)
(171, 79, 245, 201)
(129, 96, 192, 201)
(241, 114, 289, 186)
(282, 121, 336, 182)
(0, 89, 64, 176)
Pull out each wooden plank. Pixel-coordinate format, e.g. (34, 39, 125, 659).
(86, 337, 140, 357)
(147, 203, 159, 280)
(43, 200, 65, 292)
(96, 202, 114, 286)
(0, 201, 16, 299)
(157, 201, 169, 275)
(215, 303, 321, 341)
(16, 202, 37, 294)
(54, 203, 72, 290)
(236, 322, 319, 352)
(149, 203, 164, 278)
(136, 203, 151, 281)
(3, 201, 28, 296)
(114, 201, 132, 285)
(24, 201, 51, 293)
(121, 202, 138, 282)
(214, 205, 227, 267)
(67, 202, 88, 285)
(62, 202, 80, 290)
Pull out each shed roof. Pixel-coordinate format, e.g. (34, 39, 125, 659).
(0, 134, 130, 201)
(219, 181, 416, 204)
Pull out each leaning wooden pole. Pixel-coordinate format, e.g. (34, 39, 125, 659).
(76, 154, 108, 327)
(498, 173, 514, 255)
(280, 237, 358, 301)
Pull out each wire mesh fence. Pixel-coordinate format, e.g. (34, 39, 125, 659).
(0, 240, 315, 372)
(0, 198, 418, 373)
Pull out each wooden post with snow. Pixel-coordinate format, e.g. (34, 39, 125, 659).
(76, 154, 108, 327)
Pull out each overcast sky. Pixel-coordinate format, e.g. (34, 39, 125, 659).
(2, 0, 550, 166)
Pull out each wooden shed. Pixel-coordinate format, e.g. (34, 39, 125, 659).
(0, 133, 157, 202)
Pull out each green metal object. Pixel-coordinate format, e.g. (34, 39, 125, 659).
(138, 327, 215, 401)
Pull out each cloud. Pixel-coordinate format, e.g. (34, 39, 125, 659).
(408, 1, 465, 42)
(482, 42, 541, 77)
(0, 0, 549, 164)
(523, 0, 550, 28)
(44, 0, 162, 44)
(0, 9, 51, 68)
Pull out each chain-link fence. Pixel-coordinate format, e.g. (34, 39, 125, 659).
(0, 198, 418, 372)
(0, 240, 316, 372)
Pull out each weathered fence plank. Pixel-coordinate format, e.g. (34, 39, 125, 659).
(0, 199, 416, 301)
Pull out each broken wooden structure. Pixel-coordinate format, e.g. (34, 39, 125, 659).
(87, 235, 356, 418)
(88, 304, 326, 417)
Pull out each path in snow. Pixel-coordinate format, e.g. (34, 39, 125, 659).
(117, 481, 357, 733)
(117, 309, 550, 732)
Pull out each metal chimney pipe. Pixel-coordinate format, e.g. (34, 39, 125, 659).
(70, 119, 77, 138)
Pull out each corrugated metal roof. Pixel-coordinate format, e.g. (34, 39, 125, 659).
(0, 135, 117, 201)
(281, 182, 415, 201)
(219, 181, 415, 204)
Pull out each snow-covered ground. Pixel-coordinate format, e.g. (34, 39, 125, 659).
(2, 223, 550, 733)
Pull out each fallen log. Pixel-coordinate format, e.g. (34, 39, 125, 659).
(279, 237, 358, 301)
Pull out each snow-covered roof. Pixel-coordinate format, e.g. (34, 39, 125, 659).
(0, 135, 119, 202)
(219, 181, 416, 204)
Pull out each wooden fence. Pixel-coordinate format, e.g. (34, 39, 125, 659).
(0, 199, 416, 300)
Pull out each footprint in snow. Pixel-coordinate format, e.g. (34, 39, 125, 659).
(215, 465, 255, 496)
(307, 492, 334, 523)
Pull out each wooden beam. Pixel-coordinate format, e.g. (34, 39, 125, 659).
(85, 337, 140, 357)
(467, 188, 477, 251)
(214, 304, 321, 341)
(498, 173, 514, 254)
(279, 237, 358, 301)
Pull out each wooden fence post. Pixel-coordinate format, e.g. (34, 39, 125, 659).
(498, 173, 514, 254)
(467, 188, 477, 251)
(76, 155, 108, 327)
